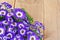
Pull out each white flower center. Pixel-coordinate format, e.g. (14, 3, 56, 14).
(11, 22, 17, 26)
(7, 33, 12, 39)
(0, 28, 4, 35)
(8, 18, 13, 22)
(2, 20, 8, 25)
(16, 11, 23, 17)
(0, 11, 6, 15)
(7, 13, 13, 17)
(8, 28, 13, 32)
(14, 37, 18, 40)
(16, 34, 21, 38)
(18, 24, 24, 28)
(20, 29, 25, 35)
(30, 36, 36, 40)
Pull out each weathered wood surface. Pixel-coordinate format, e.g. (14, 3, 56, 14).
(0, 0, 59, 40)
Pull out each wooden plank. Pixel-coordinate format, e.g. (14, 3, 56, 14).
(57, 0, 60, 40)
(43, 0, 58, 40)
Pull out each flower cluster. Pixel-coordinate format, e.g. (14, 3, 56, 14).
(0, 2, 45, 40)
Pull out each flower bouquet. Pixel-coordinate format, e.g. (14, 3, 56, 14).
(0, 2, 45, 40)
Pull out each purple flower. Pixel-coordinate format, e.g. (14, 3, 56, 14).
(0, 27, 5, 36)
(12, 36, 24, 40)
(35, 21, 45, 30)
(6, 32, 14, 39)
(12, 27, 18, 34)
(6, 12, 14, 17)
(6, 17, 14, 23)
(27, 33, 40, 40)
(7, 27, 13, 32)
(2, 20, 9, 25)
(27, 30, 34, 35)
(12, 37, 18, 40)
(3, 36, 7, 40)
(18, 28, 27, 36)
(36, 29, 40, 34)
(2, 2, 12, 9)
(22, 19, 30, 27)
(30, 24, 37, 29)
(13, 8, 26, 19)
(15, 34, 21, 39)
(0, 9, 8, 16)
(18, 22, 25, 28)
(10, 22, 17, 27)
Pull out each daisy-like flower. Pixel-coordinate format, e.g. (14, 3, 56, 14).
(6, 17, 14, 23)
(3, 36, 7, 40)
(6, 32, 14, 39)
(30, 24, 37, 29)
(27, 30, 34, 35)
(12, 36, 24, 40)
(12, 34, 24, 40)
(18, 22, 25, 28)
(2, 20, 9, 25)
(29, 36, 36, 40)
(13, 37, 17, 40)
(2, 2, 12, 9)
(0, 9, 8, 16)
(12, 27, 18, 34)
(7, 27, 13, 32)
(7, 13, 13, 17)
(15, 34, 21, 39)
(13, 8, 26, 19)
(10, 22, 17, 27)
(19, 28, 27, 36)
(35, 21, 45, 30)
(27, 34, 40, 40)
(0, 27, 5, 36)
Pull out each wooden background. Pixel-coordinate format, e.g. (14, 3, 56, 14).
(0, 0, 59, 40)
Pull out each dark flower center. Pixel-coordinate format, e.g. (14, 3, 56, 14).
(1, 12, 4, 14)
(13, 22, 15, 25)
(22, 30, 24, 33)
(18, 13, 21, 16)
(7, 34, 11, 38)
(31, 37, 34, 40)
(0, 30, 2, 33)
(5, 21, 7, 23)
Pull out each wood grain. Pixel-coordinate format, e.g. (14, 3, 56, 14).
(44, 0, 58, 40)
(57, 0, 60, 40)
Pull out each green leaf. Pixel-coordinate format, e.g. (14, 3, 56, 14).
(22, 8, 34, 23)
(0, 16, 4, 20)
(40, 38, 42, 40)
